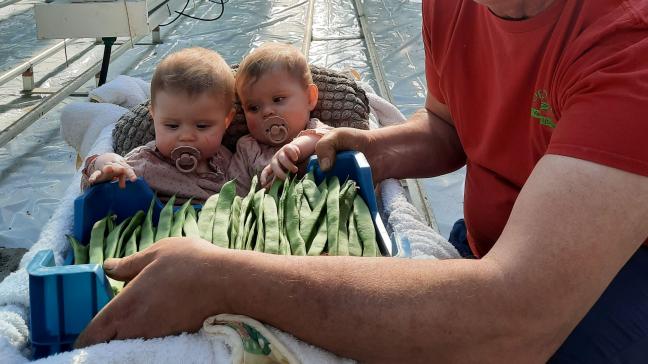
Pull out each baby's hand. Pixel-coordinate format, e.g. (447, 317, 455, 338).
(261, 143, 301, 186)
(88, 154, 137, 189)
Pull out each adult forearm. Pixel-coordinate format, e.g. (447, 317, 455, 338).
(219, 252, 528, 362)
(365, 108, 465, 181)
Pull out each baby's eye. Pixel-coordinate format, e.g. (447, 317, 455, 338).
(246, 105, 259, 113)
(165, 124, 179, 130)
(196, 124, 211, 130)
(273, 96, 285, 103)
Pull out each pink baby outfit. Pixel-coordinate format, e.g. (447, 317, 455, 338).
(228, 118, 332, 196)
(81, 141, 232, 204)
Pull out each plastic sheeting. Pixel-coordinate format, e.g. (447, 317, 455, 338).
(0, 0, 464, 249)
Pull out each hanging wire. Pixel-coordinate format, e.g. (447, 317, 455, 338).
(159, 0, 228, 26)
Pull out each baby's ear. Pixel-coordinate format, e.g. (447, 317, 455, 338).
(224, 107, 236, 127)
(148, 103, 155, 120)
(307, 83, 318, 111)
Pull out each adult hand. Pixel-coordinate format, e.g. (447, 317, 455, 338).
(74, 237, 228, 348)
(315, 127, 380, 179)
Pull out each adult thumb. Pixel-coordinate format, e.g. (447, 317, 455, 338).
(103, 251, 152, 281)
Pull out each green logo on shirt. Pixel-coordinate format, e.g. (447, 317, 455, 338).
(531, 89, 556, 128)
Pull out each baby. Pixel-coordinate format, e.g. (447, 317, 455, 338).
(228, 43, 331, 195)
(81, 47, 236, 204)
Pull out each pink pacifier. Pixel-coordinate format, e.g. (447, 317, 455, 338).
(170, 146, 202, 173)
(262, 115, 289, 145)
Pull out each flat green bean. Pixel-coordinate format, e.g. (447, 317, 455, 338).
(336, 181, 357, 256)
(307, 215, 328, 256)
(183, 206, 200, 238)
(198, 193, 219, 241)
(228, 196, 242, 246)
(170, 199, 192, 237)
(235, 176, 258, 250)
(268, 178, 283, 205)
(353, 194, 379, 257)
(277, 176, 292, 255)
(347, 212, 362, 256)
(67, 235, 88, 264)
(325, 177, 340, 255)
(300, 181, 328, 248)
(212, 180, 236, 248)
(252, 189, 265, 252)
(117, 210, 145, 257)
(299, 194, 312, 230)
(88, 215, 108, 264)
(104, 217, 129, 259)
(139, 197, 156, 251)
(155, 195, 176, 242)
(262, 197, 279, 254)
(241, 212, 254, 250)
(285, 179, 306, 255)
(123, 225, 140, 257)
(302, 179, 320, 208)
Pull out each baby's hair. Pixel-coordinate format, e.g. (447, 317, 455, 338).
(235, 43, 312, 92)
(151, 47, 235, 106)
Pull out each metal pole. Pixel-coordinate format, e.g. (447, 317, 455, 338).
(0, 35, 143, 148)
(98, 37, 117, 86)
(351, 0, 392, 103)
(301, 0, 316, 59)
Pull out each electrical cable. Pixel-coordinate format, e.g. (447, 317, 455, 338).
(160, 0, 228, 26)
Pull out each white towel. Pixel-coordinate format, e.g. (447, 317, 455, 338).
(60, 102, 128, 160)
(88, 75, 150, 109)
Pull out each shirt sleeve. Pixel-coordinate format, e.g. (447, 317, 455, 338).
(297, 118, 333, 138)
(547, 34, 648, 177)
(422, 0, 447, 104)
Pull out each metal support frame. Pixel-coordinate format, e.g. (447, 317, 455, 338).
(21, 67, 34, 92)
(152, 26, 161, 44)
(0, 35, 144, 148)
(301, 0, 316, 59)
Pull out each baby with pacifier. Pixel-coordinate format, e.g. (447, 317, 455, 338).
(80, 47, 236, 204)
(228, 42, 332, 195)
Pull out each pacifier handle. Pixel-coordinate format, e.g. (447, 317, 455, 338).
(263, 116, 289, 145)
(170, 146, 202, 173)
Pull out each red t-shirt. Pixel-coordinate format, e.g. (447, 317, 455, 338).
(423, 0, 648, 257)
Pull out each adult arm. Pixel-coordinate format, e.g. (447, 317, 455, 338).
(316, 94, 466, 182)
(76, 154, 648, 362)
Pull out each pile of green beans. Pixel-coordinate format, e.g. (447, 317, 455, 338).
(67, 172, 381, 292)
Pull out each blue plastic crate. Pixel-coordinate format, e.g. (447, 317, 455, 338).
(28, 151, 392, 359)
(27, 250, 113, 358)
(307, 151, 393, 256)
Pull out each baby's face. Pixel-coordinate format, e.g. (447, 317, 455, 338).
(238, 68, 318, 146)
(150, 90, 233, 167)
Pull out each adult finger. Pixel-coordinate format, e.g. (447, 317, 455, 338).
(315, 128, 370, 171)
(73, 297, 123, 348)
(102, 248, 157, 282)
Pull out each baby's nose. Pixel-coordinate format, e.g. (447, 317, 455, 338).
(262, 106, 275, 117)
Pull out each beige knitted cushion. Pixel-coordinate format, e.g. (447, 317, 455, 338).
(112, 65, 370, 155)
